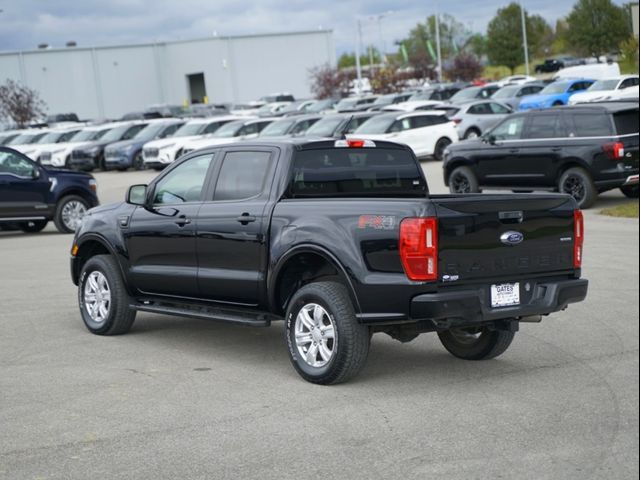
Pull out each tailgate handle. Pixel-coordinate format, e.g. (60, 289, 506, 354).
(499, 211, 523, 224)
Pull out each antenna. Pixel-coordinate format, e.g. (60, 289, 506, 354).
(337, 115, 355, 139)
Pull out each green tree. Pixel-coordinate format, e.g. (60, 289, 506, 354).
(486, 3, 552, 73)
(566, 0, 631, 60)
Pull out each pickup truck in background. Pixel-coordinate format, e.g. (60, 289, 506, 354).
(70, 138, 589, 384)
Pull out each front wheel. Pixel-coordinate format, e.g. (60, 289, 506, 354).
(433, 137, 452, 161)
(285, 282, 370, 385)
(438, 326, 516, 360)
(558, 167, 597, 209)
(133, 151, 146, 171)
(19, 220, 48, 233)
(54, 195, 90, 233)
(463, 128, 480, 140)
(449, 166, 480, 194)
(79, 255, 136, 335)
(620, 185, 639, 198)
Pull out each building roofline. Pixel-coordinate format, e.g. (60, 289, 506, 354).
(0, 29, 334, 57)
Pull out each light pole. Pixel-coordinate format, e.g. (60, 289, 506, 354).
(355, 18, 363, 92)
(435, 4, 443, 82)
(520, 2, 530, 75)
(374, 11, 394, 64)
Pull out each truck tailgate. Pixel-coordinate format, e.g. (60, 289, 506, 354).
(431, 194, 577, 285)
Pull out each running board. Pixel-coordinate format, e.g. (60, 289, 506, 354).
(130, 301, 275, 327)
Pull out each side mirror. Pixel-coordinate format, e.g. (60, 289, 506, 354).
(31, 168, 41, 179)
(486, 135, 497, 145)
(126, 184, 148, 206)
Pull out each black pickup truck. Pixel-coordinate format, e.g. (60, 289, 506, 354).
(70, 138, 588, 384)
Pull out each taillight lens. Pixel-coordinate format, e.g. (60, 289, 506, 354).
(602, 142, 624, 160)
(574, 210, 584, 268)
(399, 217, 438, 281)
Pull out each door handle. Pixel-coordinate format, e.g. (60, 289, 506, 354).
(236, 213, 256, 224)
(509, 148, 520, 154)
(551, 147, 562, 152)
(174, 215, 191, 227)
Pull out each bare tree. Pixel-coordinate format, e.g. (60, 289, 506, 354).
(308, 64, 352, 99)
(0, 80, 47, 127)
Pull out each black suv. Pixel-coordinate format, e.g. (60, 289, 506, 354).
(443, 102, 639, 208)
(0, 147, 99, 233)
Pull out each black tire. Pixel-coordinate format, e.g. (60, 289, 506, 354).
(133, 151, 146, 171)
(552, 101, 564, 107)
(449, 166, 480, 194)
(433, 137, 452, 161)
(78, 255, 136, 335)
(438, 326, 515, 360)
(463, 128, 481, 140)
(285, 282, 370, 385)
(620, 185, 639, 198)
(19, 220, 48, 233)
(54, 195, 90, 233)
(558, 167, 597, 209)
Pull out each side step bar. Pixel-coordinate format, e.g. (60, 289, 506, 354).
(130, 301, 277, 327)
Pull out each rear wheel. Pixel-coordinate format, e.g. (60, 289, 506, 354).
(463, 128, 480, 140)
(54, 195, 90, 233)
(434, 137, 452, 161)
(133, 151, 145, 171)
(438, 326, 516, 360)
(19, 220, 48, 233)
(449, 166, 480, 194)
(620, 185, 639, 198)
(552, 101, 564, 107)
(559, 167, 597, 209)
(79, 255, 136, 335)
(285, 282, 370, 385)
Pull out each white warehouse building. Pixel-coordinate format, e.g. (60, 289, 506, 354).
(0, 30, 335, 120)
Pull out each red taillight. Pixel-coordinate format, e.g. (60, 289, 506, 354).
(452, 118, 462, 125)
(574, 210, 584, 268)
(602, 142, 624, 160)
(399, 217, 438, 281)
(347, 139, 365, 148)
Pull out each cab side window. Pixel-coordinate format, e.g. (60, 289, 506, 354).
(525, 114, 565, 139)
(153, 154, 213, 204)
(214, 151, 272, 201)
(0, 150, 37, 177)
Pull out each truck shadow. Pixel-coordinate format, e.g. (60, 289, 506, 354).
(127, 313, 519, 386)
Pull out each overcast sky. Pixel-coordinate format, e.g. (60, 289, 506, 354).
(0, 0, 629, 54)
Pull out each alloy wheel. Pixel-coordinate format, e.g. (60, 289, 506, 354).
(294, 303, 336, 368)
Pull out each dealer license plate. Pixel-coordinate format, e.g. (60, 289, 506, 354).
(491, 283, 520, 308)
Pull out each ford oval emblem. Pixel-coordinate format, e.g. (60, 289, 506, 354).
(500, 231, 524, 246)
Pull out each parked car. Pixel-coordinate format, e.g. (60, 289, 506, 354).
(275, 100, 317, 116)
(305, 98, 340, 114)
(46, 113, 81, 124)
(69, 138, 588, 384)
(443, 102, 639, 208)
(0, 146, 99, 233)
(449, 100, 513, 140)
(69, 122, 149, 171)
(350, 111, 458, 160)
(568, 75, 640, 104)
(104, 119, 185, 171)
(40, 125, 117, 169)
(382, 100, 446, 112)
(142, 117, 241, 170)
(302, 112, 378, 138)
(181, 118, 276, 155)
(367, 92, 414, 111)
(448, 85, 500, 104)
(258, 115, 322, 138)
(495, 75, 538, 87)
(491, 82, 546, 110)
(14, 126, 83, 163)
(408, 85, 461, 102)
(256, 102, 293, 117)
(145, 104, 186, 118)
(334, 96, 379, 112)
(5, 130, 50, 149)
(0, 130, 24, 145)
(518, 79, 595, 110)
(554, 62, 619, 81)
(535, 56, 584, 73)
(259, 93, 295, 103)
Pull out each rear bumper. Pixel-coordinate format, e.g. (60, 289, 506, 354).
(409, 278, 588, 326)
(623, 174, 639, 186)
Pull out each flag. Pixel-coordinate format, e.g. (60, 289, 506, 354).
(426, 40, 437, 62)
(400, 43, 409, 63)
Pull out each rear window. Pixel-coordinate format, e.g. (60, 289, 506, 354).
(288, 148, 427, 198)
(613, 111, 639, 135)
(569, 113, 613, 137)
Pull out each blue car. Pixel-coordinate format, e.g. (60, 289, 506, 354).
(104, 119, 184, 170)
(518, 79, 595, 111)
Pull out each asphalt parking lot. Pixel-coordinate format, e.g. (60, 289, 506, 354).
(1, 161, 638, 480)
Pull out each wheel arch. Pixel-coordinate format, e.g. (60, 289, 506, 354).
(269, 245, 361, 317)
(444, 157, 475, 186)
(57, 187, 96, 208)
(72, 234, 124, 287)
